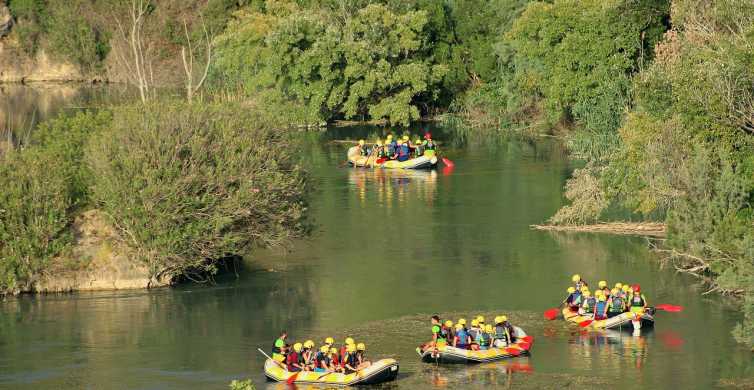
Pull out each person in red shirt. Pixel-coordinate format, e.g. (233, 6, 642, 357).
(286, 343, 304, 372)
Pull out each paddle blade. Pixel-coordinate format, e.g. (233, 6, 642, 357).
(656, 304, 683, 312)
(543, 308, 560, 320)
(375, 157, 386, 165)
(578, 319, 593, 328)
(442, 157, 454, 167)
(286, 372, 299, 384)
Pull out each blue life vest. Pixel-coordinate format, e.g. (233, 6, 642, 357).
(596, 300, 607, 315)
(456, 329, 469, 347)
(387, 142, 396, 155)
(398, 144, 410, 161)
(494, 325, 508, 342)
(609, 297, 624, 312)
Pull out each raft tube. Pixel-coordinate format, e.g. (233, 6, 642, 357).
(561, 307, 655, 330)
(264, 358, 399, 386)
(347, 146, 438, 169)
(418, 326, 533, 364)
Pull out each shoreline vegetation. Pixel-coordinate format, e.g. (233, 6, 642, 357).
(1, 0, 751, 348)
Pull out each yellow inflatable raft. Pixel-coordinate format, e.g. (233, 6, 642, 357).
(263, 358, 399, 386)
(347, 146, 438, 169)
(418, 327, 533, 364)
(561, 307, 655, 330)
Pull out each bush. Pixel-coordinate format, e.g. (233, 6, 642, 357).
(0, 111, 108, 293)
(46, 4, 110, 71)
(86, 101, 308, 281)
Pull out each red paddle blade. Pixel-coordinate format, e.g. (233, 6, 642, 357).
(442, 157, 454, 167)
(656, 304, 683, 312)
(286, 372, 299, 384)
(375, 157, 386, 164)
(543, 308, 560, 320)
(578, 319, 593, 328)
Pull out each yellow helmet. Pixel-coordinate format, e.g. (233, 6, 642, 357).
(622, 285, 630, 292)
(320, 345, 329, 353)
(387, 134, 393, 140)
(397, 139, 403, 145)
(494, 316, 503, 324)
(615, 283, 623, 289)
(458, 318, 466, 326)
(485, 324, 494, 333)
(358, 139, 365, 146)
(471, 319, 479, 327)
(581, 286, 589, 293)
(329, 347, 338, 354)
(415, 139, 421, 144)
(345, 337, 355, 345)
(402, 135, 409, 141)
(500, 315, 508, 322)
(346, 344, 356, 353)
(325, 337, 334, 345)
(304, 340, 315, 349)
(598, 280, 607, 288)
(293, 343, 303, 352)
(455, 323, 463, 331)
(444, 320, 453, 327)
(628, 287, 634, 294)
(583, 291, 591, 297)
(572, 274, 581, 282)
(567, 287, 576, 294)
(611, 288, 619, 295)
(376, 140, 383, 146)
(476, 316, 485, 323)
(357, 343, 366, 351)
(598, 295, 606, 302)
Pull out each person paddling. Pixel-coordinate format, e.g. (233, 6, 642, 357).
(607, 288, 625, 318)
(453, 323, 471, 349)
(343, 344, 360, 373)
(629, 284, 648, 314)
(315, 345, 330, 372)
(493, 316, 510, 348)
(287, 343, 304, 372)
(356, 343, 372, 369)
(271, 331, 288, 362)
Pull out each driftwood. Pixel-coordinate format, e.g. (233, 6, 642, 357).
(530, 222, 666, 237)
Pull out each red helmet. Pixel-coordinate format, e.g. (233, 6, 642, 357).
(632, 284, 641, 293)
(424, 132, 432, 140)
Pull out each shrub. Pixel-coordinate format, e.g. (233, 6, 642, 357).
(86, 101, 308, 281)
(0, 111, 108, 293)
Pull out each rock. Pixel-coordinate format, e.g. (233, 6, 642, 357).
(0, 3, 12, 38)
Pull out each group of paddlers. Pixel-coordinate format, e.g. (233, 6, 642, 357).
(420, 314, 518, 353)
(271, 331, 372, 374)
(356, 132, 437, 162)
(565, 274, 649, 320)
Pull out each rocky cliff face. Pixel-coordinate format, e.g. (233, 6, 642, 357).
(0, 1, 87, 83)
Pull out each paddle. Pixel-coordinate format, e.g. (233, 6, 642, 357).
(654, 304, 683, 312)
(441, 157, 454, 167)
(286, 372, 300, 384)
(256, 348, 300, 384)
(544, 298, 568, 320)
(578, 319, 593, 328)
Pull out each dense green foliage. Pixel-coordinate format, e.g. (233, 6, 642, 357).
(0, 112, 110, 292)
(7, 0, 110, 70)
(86, 102, 308, 280)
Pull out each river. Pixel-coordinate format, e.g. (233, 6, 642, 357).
(0, 86, 752, 389)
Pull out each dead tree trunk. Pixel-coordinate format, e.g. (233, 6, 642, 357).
(113, 0, 153, 103)
(180, 18, 212, 103)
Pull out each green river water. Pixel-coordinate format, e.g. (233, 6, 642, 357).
(0, 86, 753, 389)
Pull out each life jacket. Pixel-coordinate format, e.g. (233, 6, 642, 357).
(388, 141, 397, 155)
(286, 351, 300, 371)
(455, 328, 469, 347)
(432, 324, 446, 343)
(272, 338, 284, 354)
(631, 294, 645, 307)
(330, 353, 341, 367)
(398, 144, 410, 160)
(479, 332, 491, 347)
(583, 297, 596, 313)
(425, 140, 435, 150)
(596, 300, 607, 315)
(315, 352, 329, 368)
(344, 352, 359, 370)
(359, 145, 369, 156)
(504, 322, 516, 342)
(609, 297, 624, 312)
(494, 325, 508, 343)
(440, 325, 450, 342)
(468, 328, 480, 343)
(414, 144, 424, 157)
(378, 146, 387, 158)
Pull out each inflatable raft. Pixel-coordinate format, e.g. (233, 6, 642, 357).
(347, 146, 438, 169)
(561, 307, 655, 330)
(418, 327, 533, 364)
(264, 358, 399, 386)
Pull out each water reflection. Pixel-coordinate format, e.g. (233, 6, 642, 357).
(347, 168, 438, 208)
